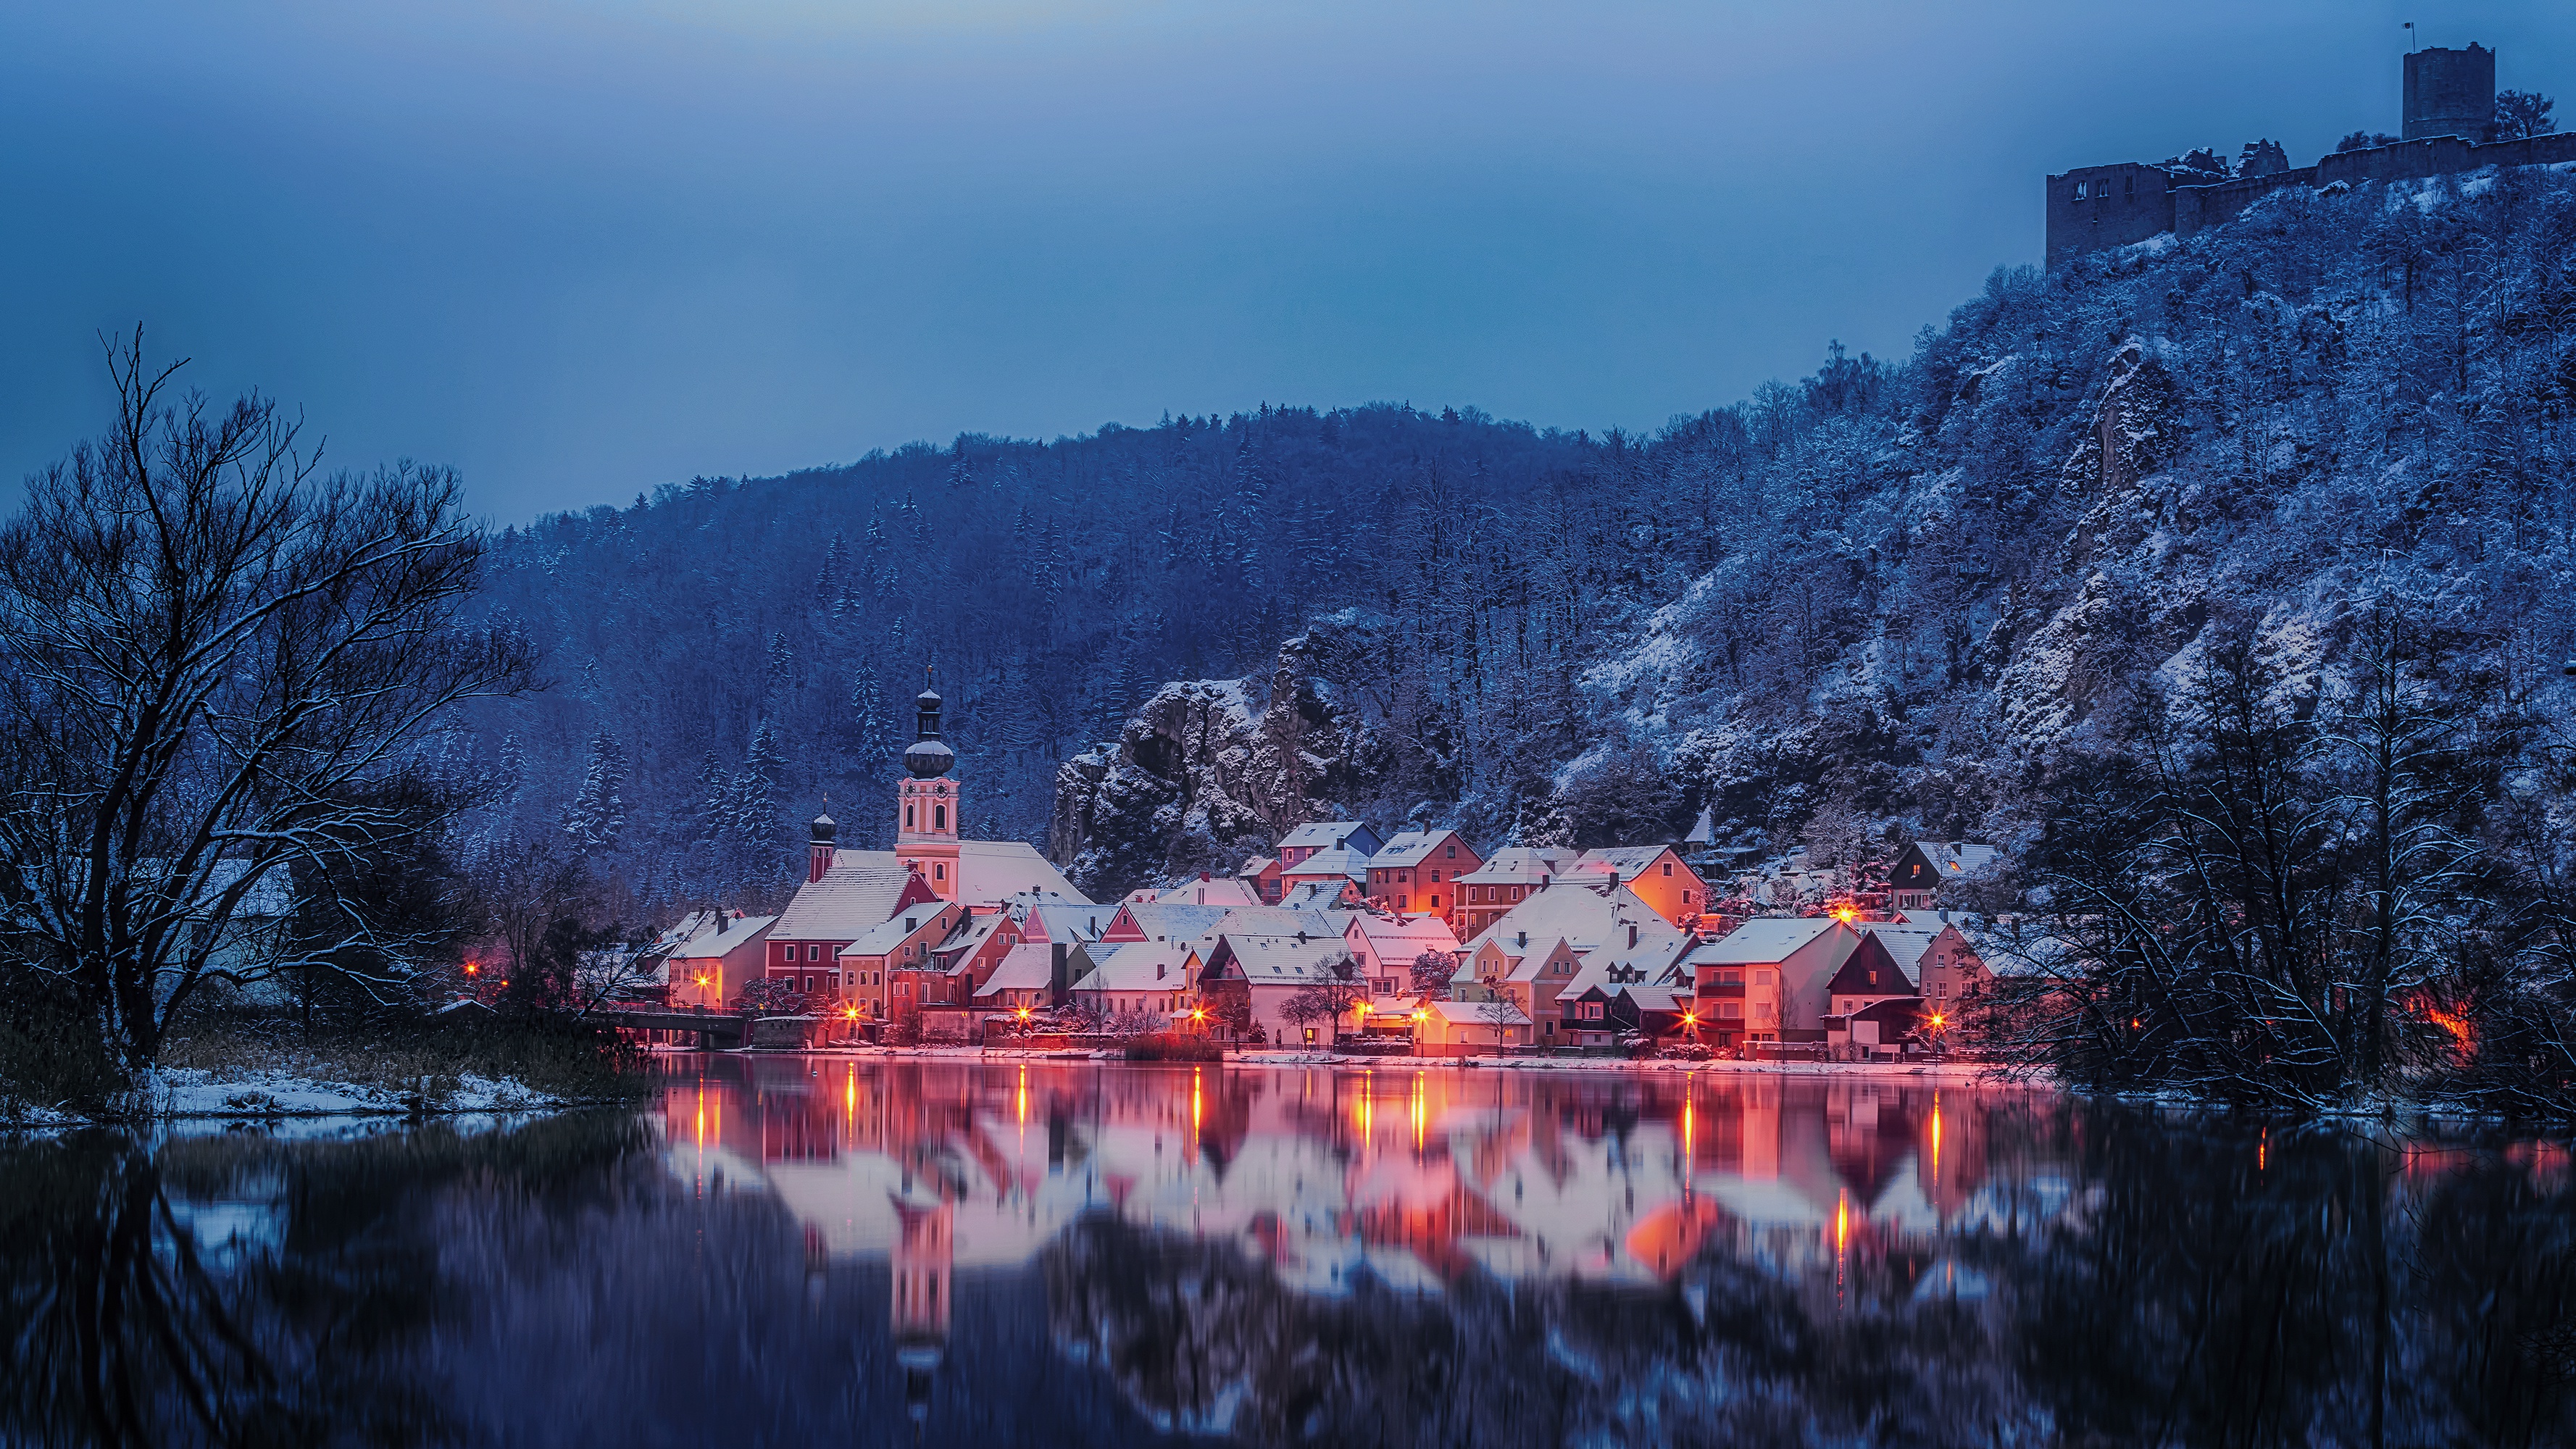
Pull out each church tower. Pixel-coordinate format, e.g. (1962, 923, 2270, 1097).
(896, 682, 962, 900)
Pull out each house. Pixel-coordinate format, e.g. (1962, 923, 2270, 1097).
(1459, 880, 1693, 1043)
(1685, 917, 1867, 1043)
(1363, 828, 1483, 924)
(1280, 877, 1360, 909)
(1826, 995, 1925, 1061)
(971, 939, 1106, 1026)
(1578, 845, 1711, 928)
(1411, 998, 1533, 1056)
(1239, 856, 1286, 904)
(843, 901, 969, 1024)
(1015, 898, 1117, 947)
(1450, 846, 1604, 940)
(1276, 820, 1383, 869)
(1888, 841, 2002, 911)
(1823, 932, 1917, 1018)
(1900, 909, 1996, 1014)
(767, 825, 942, 1000)
(1343, 911, 1464, 995)
(1612, 984, 1693, 1041)
(1069, 941, 1199, 1022)
(1280, 846, 1372, 901)
(1197, 932, 1364, 1045)
(905, 910, 1025, 1037)
(664, 909, 778, 1009)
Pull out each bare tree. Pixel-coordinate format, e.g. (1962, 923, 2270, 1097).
(1473, 983, 1525, 1051)
(1408, 949, 1457, 998)
(0, 334, 535, 1072)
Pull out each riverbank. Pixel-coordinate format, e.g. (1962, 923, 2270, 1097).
(670, 1041, 2028, 1085)
(1, 1016, 650, 1129)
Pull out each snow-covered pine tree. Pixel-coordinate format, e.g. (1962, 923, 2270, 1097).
(564, 730, 627, 852)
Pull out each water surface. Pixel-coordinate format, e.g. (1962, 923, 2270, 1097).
(6, 1057, 2572, 1446)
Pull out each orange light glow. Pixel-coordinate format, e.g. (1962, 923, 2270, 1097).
(463, 961, 480, 976)
(1832, 906, 1856, 924)
(2425, 1004, 2474, 1051)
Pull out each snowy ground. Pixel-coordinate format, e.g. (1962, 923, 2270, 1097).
(140, 1067, 558, 1119)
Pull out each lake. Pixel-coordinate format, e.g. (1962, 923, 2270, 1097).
(4, 1056, 2572, 1447)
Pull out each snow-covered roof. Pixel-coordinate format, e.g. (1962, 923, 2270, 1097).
(1825, 933, 1915, 996)
(1917, 842, 2002, 876)
(1367, 829, 1471, 869)
(1898, 908, 1970, 932)
(953, 840, 1089, 905)
(1189, 905, 1346, 943)
(1022, 901, 1114, 943)
(1689, 916, 1846, 966)
(1071, 942, 1196, 994)
(1454, 847, 1598, 885)
(1280, 880, 1357, 909)
(1859, 923, 1938, 976)
(1239, 855, 1279, 874)
(1580, 845, 1685, 880)
(1345, 911, 1463, 953)
(842, 906, 949, 959)
(1425, 998, 1529, 1026)
(1683, 807, 1716, 846)
(974, 943, 1056, 998)
(1279, 821, 1372, 851)
(770, 852, 917, 942)
(1117, 902, 1234, 942)
(1282, 847, 1372, 882)
(1154, 877, 1264, 909)
(1617, 984, 1690, 1013)
(667, 911, 778, 961)
(1210, 934, 1355, 983)
(1476, 882, 1686, 964)
(933, 911, 1012, 964)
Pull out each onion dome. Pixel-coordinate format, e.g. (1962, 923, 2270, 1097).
(810, 811, 837, 843)
(905, 688, 954, 779)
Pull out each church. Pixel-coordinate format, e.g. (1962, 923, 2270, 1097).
(759, 685, 1088, 1004)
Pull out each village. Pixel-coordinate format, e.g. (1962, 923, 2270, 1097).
(619, 686, 2011, 1065)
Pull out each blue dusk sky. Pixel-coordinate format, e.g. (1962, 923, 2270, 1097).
(2, 1, 2570, 519)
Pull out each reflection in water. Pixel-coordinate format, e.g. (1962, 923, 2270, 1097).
(4, 1061, 2574, 1446)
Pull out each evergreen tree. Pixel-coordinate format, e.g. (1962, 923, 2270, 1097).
(564, 731, 627, 852)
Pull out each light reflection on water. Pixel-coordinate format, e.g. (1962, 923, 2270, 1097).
(4, 1058, 2574, 1447)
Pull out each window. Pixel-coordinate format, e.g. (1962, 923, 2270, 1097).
(1661, 862, 1672, 876)
(2073, 180, 2087, 201)
(1444, 845, 1456, 859)
(1720, 1003, 1742, 1019)
(1428, 870, 1439, 882)
(934, 805, 946, 830)
(1510, 887, 1523, 902)
(1756, 971, 1772, 985)
(1935, 982, 1948, 998)
(806, 944, 820, 962)
(1756, 1003, 1774, 1021)
(935, 863, 946, 882)
(904, 805, 915, 829)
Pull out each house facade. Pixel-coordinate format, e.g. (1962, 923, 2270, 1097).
(1364, 828, 1483, 924)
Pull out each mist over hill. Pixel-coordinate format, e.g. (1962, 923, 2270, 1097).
(454, 164, 2576, 911)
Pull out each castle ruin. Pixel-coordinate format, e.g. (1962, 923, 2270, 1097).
(2047, 44, 2570, 267)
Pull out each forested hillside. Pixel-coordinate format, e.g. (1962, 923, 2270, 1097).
(457, 164, 2576, 924)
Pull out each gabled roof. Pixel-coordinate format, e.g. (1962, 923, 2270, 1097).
(1279, 821, 1372, 851)
(1281, 846, 1372, 882)
(1454, 846, 1599, 885)
(1345, 911, 1463, 954)
(1239, 856, 1280, 874)
(665, 911, 778, 961)
(1280, 880, 1359, 909)
(1154, 877, 1265, 909)
(1689, 916, 1846, 966)
(953, 840, 1089, 905)
(770, 852, 923, 941)
(932, 911, 1013, 968)
(1022, 901, 1114, 944)
(1206, 933, 1355, 984)
(1425, 998, 1528, 1026)
(974, 943, 1057, 998)
(843, 904, 951, 959)
(1859, 923, 1938, 976)
(1112, 902, 1234, 943)
(1898, 908, 1969, 932)
(1071, 942, 1196, 994)
(1367, 828, 1473, 869)
(1476, 882, 1688, 964)
(1824, 932, 1915, 997)
(1580, 845, 1690, 880)
(1683, 806, 1716, 845)
(1615, 984, 1690, 1013)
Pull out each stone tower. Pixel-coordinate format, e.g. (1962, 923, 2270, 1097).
(2404, 43, 2495, 141)
(896, 683, 962, 899)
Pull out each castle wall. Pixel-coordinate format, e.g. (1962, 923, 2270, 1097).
(2043, 162, 2176, 268)
(2051, 131, 2576, 266)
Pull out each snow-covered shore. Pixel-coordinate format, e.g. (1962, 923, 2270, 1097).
(1, 1067, 566, 1132)
(738, 1043, 2034, 1085)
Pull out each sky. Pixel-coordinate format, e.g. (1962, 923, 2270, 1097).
(3, 1, 2571, 522)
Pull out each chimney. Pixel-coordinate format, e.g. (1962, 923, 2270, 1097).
(1050, 943, 1070, 1008)
(1628, 924, 1639, 949)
